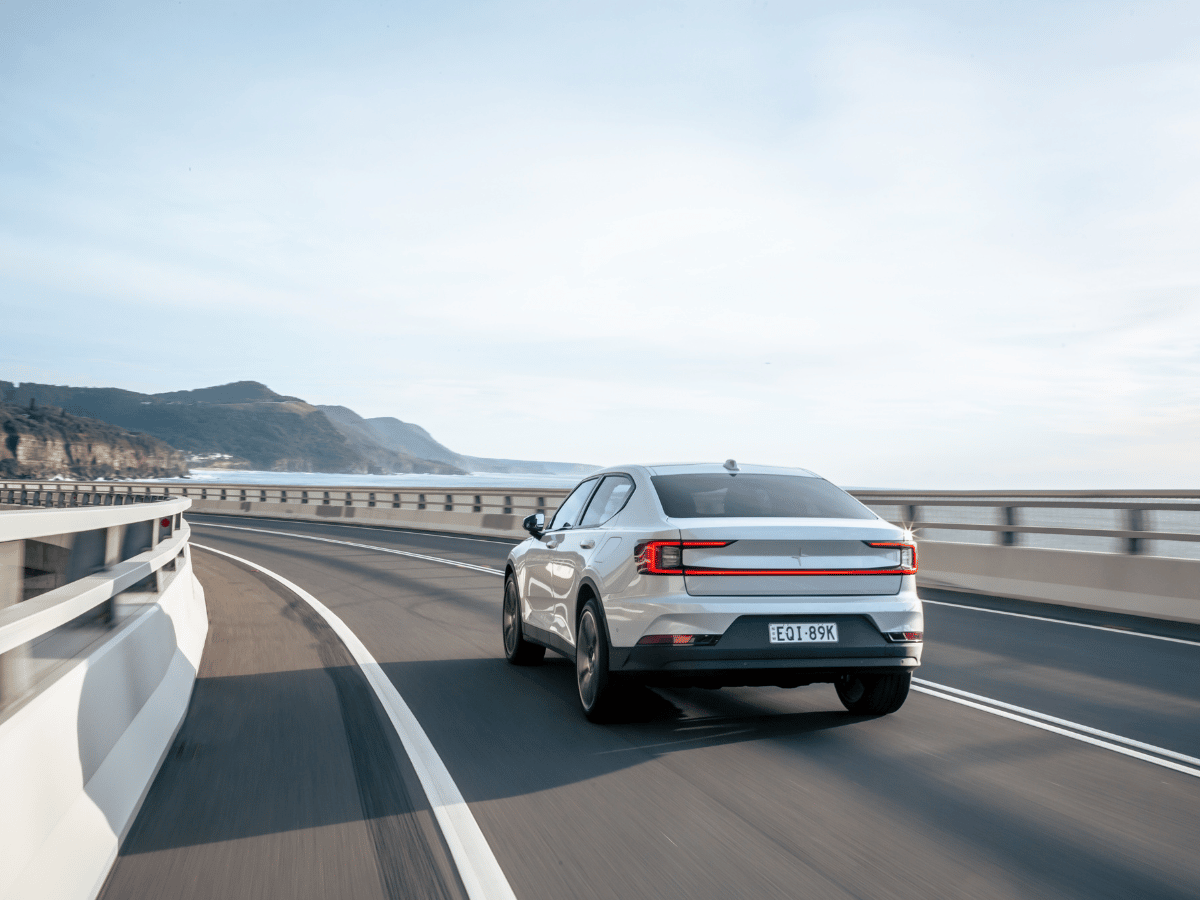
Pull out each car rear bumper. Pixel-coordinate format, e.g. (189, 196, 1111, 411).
(610, 612, 921, 686)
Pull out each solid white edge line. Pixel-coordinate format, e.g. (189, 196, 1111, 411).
(914, 678, 1200, 768)
(922, 598, 1200, 646)
(191, 543, 518, 900)
(911, 685, 1200, 779)
(192, 521, 505, 576)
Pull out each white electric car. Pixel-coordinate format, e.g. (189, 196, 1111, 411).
(502, 462, 923, 721)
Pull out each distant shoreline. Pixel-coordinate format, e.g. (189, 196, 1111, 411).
(130, 468, 583, 490)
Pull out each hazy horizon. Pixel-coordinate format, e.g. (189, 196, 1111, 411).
(4, 2, 1198, 489)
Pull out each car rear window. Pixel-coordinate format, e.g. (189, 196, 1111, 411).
(650, 474, 874, 519)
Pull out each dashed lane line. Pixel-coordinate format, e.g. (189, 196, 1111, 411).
(191, 521, 505, 575)
(191, 543, 518, 900)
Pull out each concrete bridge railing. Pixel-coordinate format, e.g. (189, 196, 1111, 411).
(4, 480, 1198, 625)
(0, 492, 207, 900)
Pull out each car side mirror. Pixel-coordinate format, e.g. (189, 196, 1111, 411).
(523, 512, 545, 537)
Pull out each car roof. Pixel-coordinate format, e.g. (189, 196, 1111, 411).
(587, 462, 821, 479)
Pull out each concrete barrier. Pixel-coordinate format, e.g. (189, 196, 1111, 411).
(0, 499, 206, 900)
(917, 541, 1200, 625)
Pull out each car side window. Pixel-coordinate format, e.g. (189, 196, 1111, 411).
(547, 480, 597, 532)
(579, 475, 634, 528)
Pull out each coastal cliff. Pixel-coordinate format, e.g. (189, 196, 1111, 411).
(0, 402, 187, 479)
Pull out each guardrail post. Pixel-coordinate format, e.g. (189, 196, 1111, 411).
(1127, 508, 1145, 555)
(1001, 506, 1017, 546)
(0, 540, 31, 705)
(101, 525, 125, 624)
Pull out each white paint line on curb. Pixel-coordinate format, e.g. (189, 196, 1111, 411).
(192, 521, 505, 576)
(188, 513, 519, 546)
(922, 598, 1200, 646)
(191, 543, 518, 900)
(912, 682, 1200, 779)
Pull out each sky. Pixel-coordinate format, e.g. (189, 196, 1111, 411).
(2, 1, 1199, 488)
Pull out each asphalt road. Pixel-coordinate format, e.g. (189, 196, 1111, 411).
(101, 514, 1200, 900)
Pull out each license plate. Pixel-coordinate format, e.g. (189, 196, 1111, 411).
(769, 623, 838, 643)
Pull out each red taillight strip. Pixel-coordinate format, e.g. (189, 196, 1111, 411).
(636, 539, 917, 576)
(635, 540, 733, 575)
(682, 567, 915, 576)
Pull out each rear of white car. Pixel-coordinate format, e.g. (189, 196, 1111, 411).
(504, 463, 923, 720)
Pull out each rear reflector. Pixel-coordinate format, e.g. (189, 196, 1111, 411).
(636, 634, 721, 646)
(884, 631, 924, 642)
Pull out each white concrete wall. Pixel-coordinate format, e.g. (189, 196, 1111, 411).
(918, 541, 1200, 624)
(0, 548, 207, 900)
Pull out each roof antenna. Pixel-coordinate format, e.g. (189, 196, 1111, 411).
(723, 459, 739, 472)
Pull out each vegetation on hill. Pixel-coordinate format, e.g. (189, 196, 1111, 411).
(1, 381, 367, 473)
(1, 379, 593, 477)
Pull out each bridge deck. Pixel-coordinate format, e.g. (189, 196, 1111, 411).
(100, 516, 1200, 900)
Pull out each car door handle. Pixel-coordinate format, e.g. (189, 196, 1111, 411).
(580, 540, 595, 549)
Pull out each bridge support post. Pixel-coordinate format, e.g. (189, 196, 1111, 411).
(103, 524, 125, 625)
(1000, 506, 1018, 546)
(0, 539, 31, 706)
(1127, 508, 1145, 555)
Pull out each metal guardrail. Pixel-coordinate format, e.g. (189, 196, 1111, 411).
(0, 490, 191, 705)
(0, 481, 570, 517)
(4, 481, 1199, 559)
(854, 490, 1200, 558)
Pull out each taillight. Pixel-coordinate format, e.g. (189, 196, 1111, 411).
(635, 540, 732, 575)
(865, 541, 917, 574)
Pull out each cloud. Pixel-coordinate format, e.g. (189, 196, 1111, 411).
(2, 1, 1198, 486)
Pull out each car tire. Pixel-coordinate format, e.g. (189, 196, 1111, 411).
(835, 672, 911, 715)
(576, 598, 620, 722)
(502, 575, 545, 666)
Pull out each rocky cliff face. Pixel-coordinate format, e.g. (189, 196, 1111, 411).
(0, 402, 187, 480)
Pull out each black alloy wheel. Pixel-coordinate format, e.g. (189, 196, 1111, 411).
(502, 575, 545, 665)
(835, 672, 911, 715)
(576, 598, 620, 722)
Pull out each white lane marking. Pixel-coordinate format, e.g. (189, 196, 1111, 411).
(923, 598, 1200, 647)
(195, 521, 1199, 778)
(912, 683, 1200, 779)
(188, 514, 518, 546)
(192, 521, 505, 576)
(915, 679, 1200, 768)
(192, 543, 518, 900)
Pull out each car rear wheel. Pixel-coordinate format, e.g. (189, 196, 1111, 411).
(835, 672, 911, 715)
(502, 576, 545, 665)
(576, 599, 620, 722)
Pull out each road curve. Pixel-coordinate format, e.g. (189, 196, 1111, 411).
(102, 514, 1200, 900)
